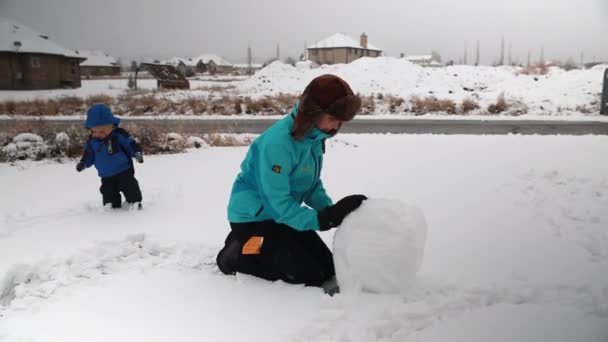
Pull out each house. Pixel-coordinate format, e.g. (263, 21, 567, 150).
(77, 50, 121, 78)
(140, 63, 189, 89)
(163, 57, 200, 77)
(307, 33, 382, 65)
(0, 17, 85, 90)
(164, 54, 233, 75)
(403, 55, 443, 67)
(232, 63, 263, 75)
(195, 54, 233, 74)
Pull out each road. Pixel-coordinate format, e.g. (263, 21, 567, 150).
(2, 118, 608, 135)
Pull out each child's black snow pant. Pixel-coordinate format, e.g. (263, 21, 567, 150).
(100, 168, 142, 208)
(216, 220, 335, 287)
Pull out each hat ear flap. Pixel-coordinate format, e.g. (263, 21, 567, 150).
(326, 95, 362, 121)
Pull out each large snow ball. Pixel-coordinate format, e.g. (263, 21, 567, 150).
(333, 198, 428, 294)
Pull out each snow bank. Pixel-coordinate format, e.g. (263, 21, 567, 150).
(333, 199, 427, 294)
(238, 58, 605, 115)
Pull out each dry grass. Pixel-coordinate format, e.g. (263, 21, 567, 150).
(411, 96, 457, 114)
(461, 98, 480, 114)
(360, 95, 376, 114)
(0, 90, 301, 117)
(386, 95, 406, 113)
(575, 105, 593, 114)
(487, 93, 509, 114)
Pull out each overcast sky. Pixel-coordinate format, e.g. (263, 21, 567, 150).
(1, 0, 607, 65)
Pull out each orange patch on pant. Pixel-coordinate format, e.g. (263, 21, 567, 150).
(242, 236, 264, 255)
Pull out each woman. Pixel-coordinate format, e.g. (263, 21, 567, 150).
(217, 74, 367, 290)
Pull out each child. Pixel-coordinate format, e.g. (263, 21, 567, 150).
(76, 104, 144, 210)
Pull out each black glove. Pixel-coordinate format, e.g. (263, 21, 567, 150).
(76, 162, 85, 172)
(134, 152, 144, 164)
(318, 194, 367, 231)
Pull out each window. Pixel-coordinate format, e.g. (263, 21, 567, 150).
(31, 56, 40, 68)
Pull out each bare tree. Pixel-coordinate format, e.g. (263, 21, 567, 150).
(475, 40, 480, 66)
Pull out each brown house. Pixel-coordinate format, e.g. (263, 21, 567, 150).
(0, 18, 85, 90)
(307, 33, 382, 65)
(78, 50, 121, 78)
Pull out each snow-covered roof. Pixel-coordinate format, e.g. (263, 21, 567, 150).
(233, 63, 263, 68)
(77, 50, 118, 67)
(0, 17, 82, 58)
(308, 33, 381, 51)
(195, 53, 232, 66)
(405, 55, 433, 62)
(163, 54, 232, 67)
(163, 57, 200, 67)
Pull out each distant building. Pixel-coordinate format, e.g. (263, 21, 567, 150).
(0, 17, 85, 90)
(77, 50, 121, 78)
(164, 54, 233, 75)
(307, 33, 382, 65)
(196, 54, 233, 74)
(232, 63, 263, 75)
(403, 55, 443, 67)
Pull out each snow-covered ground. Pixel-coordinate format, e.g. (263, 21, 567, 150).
(1, 134, 607, 341)
(1, 58, 606, 117)
(239, 59, 607, 115)
(0, 79, 240, 102)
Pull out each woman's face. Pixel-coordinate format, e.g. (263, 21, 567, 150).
(316, 113, 343, 136)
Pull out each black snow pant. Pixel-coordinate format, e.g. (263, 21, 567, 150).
(100, 168, 142, 208)
(216, 220, 335, 287)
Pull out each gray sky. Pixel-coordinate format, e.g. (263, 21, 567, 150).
(1, 0, 607, 65)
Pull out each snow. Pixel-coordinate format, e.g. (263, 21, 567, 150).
(186, 136, 209, 148)
(166, 132, 184, 142)
(1, 134, 608, 341)
(591, 64, 608, 71)
(54, 132, 70, 145)
(78, 50, 118, 67)
(0, 17, 81, 58)
(405, 55, 433, 61)
(12, 133, 43, 143)
(0, 79, 241, 102)
(0, 56, 604, 117)
(2, 133, 48, 160)
(334, 199, 427, 294)
(295, 60, 318, 70)
(308, 33, 381, 51)
(238, 57, 605, 115)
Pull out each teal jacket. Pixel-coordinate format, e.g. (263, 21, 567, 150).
(227, 105, 333, 231)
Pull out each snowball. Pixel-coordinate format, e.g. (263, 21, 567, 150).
(333, 198, 427, 294)
(13, 133, 43, 143)
(186, 136, 209, 149)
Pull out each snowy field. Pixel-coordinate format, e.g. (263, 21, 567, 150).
(0, 78, 241, 102)
(1, 134, 608, 342)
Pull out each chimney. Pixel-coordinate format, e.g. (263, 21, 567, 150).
(360, 33, 368, 49)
